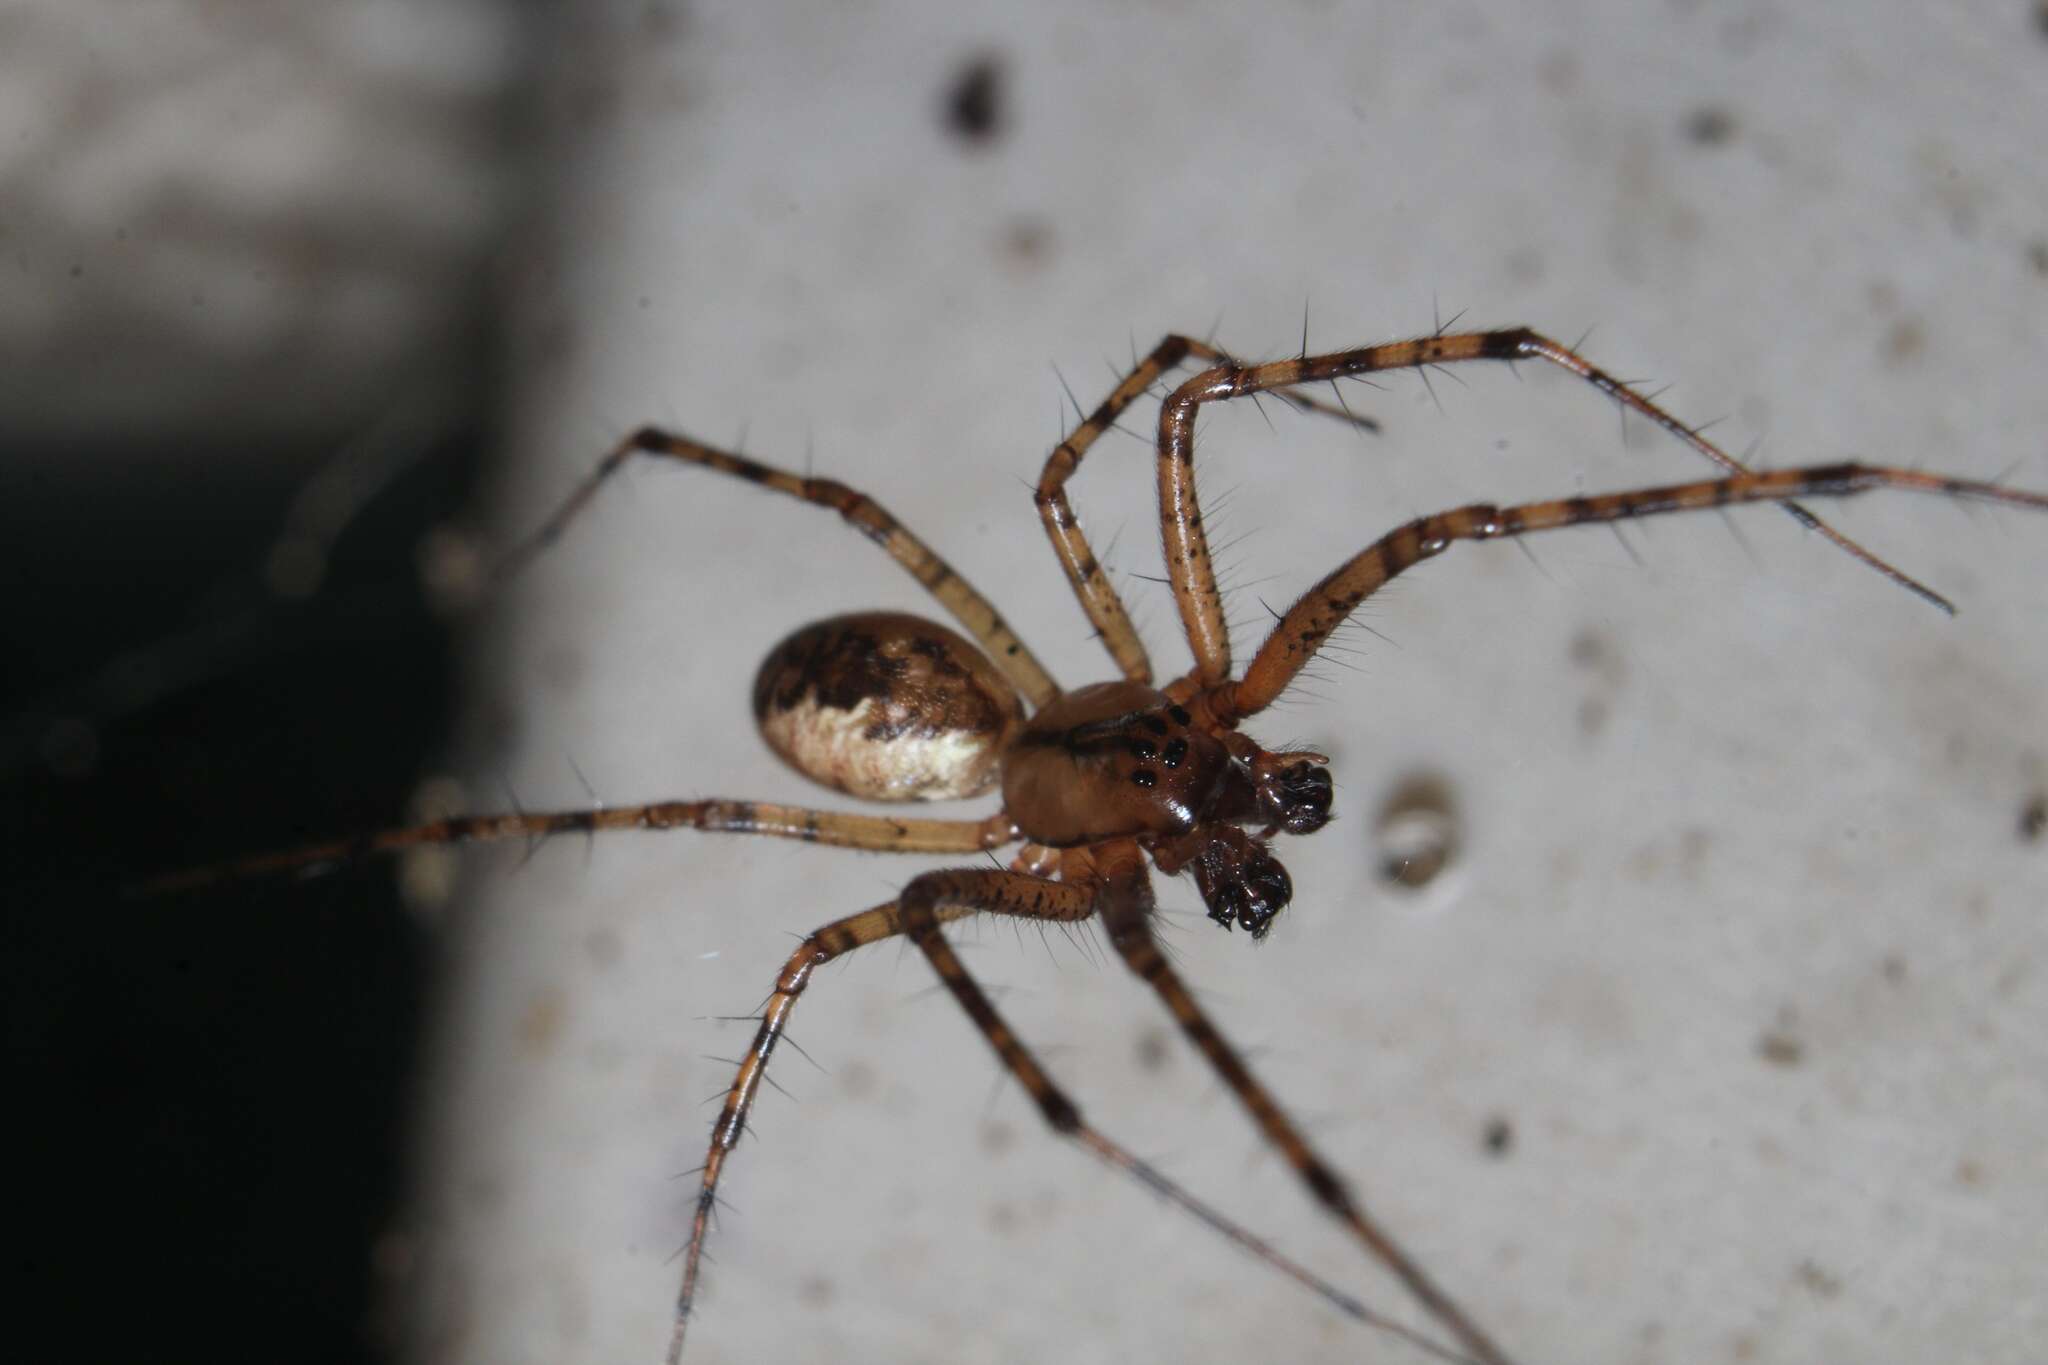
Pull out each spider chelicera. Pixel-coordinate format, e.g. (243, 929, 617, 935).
(153, 325, 2048, 1365)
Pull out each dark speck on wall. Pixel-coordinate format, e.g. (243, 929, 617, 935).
(2020, 791, 2046, 843)
(1757, 1029, 1803, 1068)
(1481, 1115, 1514, 1157)
(1794, 1259, 1843, 1299)
(943, 53, 1007, 146)
(1682, 105, 1737, 146)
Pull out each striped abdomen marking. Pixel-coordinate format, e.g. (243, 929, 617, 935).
(753, 612, 1025, 801)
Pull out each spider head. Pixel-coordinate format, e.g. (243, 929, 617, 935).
(1189, 826, 1293, 940)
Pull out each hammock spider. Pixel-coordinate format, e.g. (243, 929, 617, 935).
(154, 325, 2048, 1365)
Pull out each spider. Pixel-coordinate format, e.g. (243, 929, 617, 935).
(151, 325, 2048, 1365)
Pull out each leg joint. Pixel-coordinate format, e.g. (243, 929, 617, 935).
(1040, 1090, 1083, 1134)
(1303, 1158, 1356, 1217)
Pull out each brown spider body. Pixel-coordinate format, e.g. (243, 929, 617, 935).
(1003, 681, 1223, 845)
(752, 610, 1022, 801)
(759, 617, 1322, 937)
(1001, 680, 1331, 935)
(146, 325, 2048, 1365)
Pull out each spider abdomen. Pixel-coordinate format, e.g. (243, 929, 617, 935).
(753, 611, 1024, 801)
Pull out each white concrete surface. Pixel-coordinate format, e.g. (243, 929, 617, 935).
(0, 0, 518, 449)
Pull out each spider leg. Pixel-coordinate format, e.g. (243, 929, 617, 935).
(1078, 840, 1517, 1365)
(1037, 335, 1379, 685)
(500, 428, 1059, 707)
(1037, 336, 1211, 685)
(1155, 328, 1976, 688)
(1214, 463, 2048, 723)
(671, 897, 966, 1365)
(677, 876, 1464, 1365)
(137, 801, 1017, 895)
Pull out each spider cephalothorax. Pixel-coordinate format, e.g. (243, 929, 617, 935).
(1000, 679, 1234, 845)
(980, 678, 1330, 937)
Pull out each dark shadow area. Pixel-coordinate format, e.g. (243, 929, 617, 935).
(3, 417, 487, 1363)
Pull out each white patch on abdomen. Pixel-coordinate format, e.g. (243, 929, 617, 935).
(761, 694, 1003, 801)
